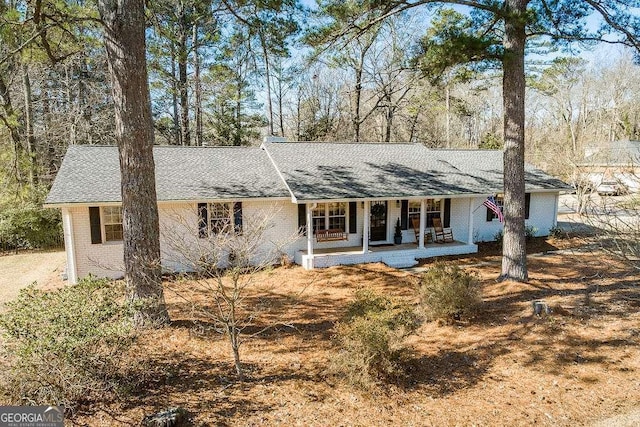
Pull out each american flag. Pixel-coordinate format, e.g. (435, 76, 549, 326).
(484, 196, 504, 223)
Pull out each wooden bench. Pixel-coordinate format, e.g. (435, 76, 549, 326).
(316, 228, 348, 242)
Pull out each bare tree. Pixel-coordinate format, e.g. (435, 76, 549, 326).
(162, 206, 297, 380)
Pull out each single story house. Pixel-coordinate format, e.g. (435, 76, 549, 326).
(577, 140, 640, 192)
(45, 141, 570, 284)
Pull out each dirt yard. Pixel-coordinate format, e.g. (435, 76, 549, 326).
(64, 236, 639, 427)
(0, 250, 66, 305)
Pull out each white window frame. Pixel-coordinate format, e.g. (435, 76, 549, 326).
(488, 195, 505, 221)
(408, 199, 442, 227)
(102, 206, 123, 242)
(311, 202, 348, 234)
(328, 202, 346, 231)
(208, 202, 233, 234)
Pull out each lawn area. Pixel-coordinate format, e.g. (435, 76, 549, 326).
(0, 250, 66, 304)
(67, 240, 639, 426)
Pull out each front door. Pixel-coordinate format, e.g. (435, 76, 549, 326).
(370, 201, 387, 242)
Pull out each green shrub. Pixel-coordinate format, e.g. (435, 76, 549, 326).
(0, 278, 135, 410)
(0, 203, 62, 250)
(419, 263, 481, 323)
(332, 289, 418, 389)
(493, 230, 503, 245)
(525, 225, 538, 241)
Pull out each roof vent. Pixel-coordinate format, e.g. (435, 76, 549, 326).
(263, 136, 288, 143)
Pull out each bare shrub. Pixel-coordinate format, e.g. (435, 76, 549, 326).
(162, 206, 298, 380)
(331, 289, 418, 389)
(582, 194, 640, 270)
(419, 263, 481, 323)
(0, 278, 135, 411)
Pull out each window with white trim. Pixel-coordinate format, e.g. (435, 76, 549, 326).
(312, 203, 326, 234)
(209, 202, 232, 234)
(487, 195, 504, 221)
(311, 202, 348, 234)
(102, 206, 123, 242)
(408, 199, 441, 228)
(328, 202, 346, 231)
(426, 199, 442, 227)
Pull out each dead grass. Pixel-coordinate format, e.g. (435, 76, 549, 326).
(0, 249, 66, 305)
(59, 238, 640, 426)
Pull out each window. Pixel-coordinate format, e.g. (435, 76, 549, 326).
(102, 206, 123, 242)
(485, 194, 531, 221)
(426, 199, 441, 227)
(408, 201, 421, 228)
(312, 203, 326, 234)
(198, 202, 243, 237)
(486, 195, 504, 221)
(328, 202, 346, 231)
(408, 199, 441, 228)
(209, 202, 232, 233)
(310, 202, 348, 234)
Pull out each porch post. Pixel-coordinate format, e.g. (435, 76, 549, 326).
(62, 208, 78, 284)
(468, 198, 474, 244)
(362, 201, 369, 254)
(306, 203, 314, 267)
(419, 199, 426, 249)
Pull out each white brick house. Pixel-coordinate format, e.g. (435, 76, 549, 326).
(46, 142, 570, 284)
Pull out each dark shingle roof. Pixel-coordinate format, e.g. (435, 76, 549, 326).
(46, 142, 570, 205)
(45, 145, 291, 204)
(262, 142, 571, 201)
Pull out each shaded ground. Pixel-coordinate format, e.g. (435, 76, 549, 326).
(0, 250, 66, 305)
(62, 239, 639, 427)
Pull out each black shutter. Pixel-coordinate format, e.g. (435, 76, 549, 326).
(443, 198, 451, 228)
(298, 203, 307, 236)
(89, 207, 102, 244)
(233, 202, 243, 232)
(400, 200, 408, 230)
(525, 193, 531, 219)
(348, 202, 357, 234)
(198, 203, 208, 238)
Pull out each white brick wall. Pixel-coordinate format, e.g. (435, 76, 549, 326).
(472, 192, 559, 242)
(65, 192, 560, 281)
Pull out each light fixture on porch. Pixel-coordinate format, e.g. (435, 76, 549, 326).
(395, 200, 400, 208)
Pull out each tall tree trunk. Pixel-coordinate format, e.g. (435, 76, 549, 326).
(192, 23, 203, 146)
(500, 0, 528, 282)
(277, 65, 285, 137)
(98, 0, 170, 326)
(353, 57, 363, 142)
(384, 105, 393, 142)
(171, 50, 180, 145)
(0, 74, 24, 185)
(235, 74, 242, 145)
(445, 84, 451, 148)
(178, 10, 190, 146)
(259, 33, 274, 136)
(22, 64, 37, 185)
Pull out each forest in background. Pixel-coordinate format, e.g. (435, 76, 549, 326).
(1, 0, 640, 248)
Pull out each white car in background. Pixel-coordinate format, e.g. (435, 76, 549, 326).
(596, 181, 627, 196)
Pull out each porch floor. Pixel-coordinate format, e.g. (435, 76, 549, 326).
(299, 241, 468, 256)
(296, 240, 478, 269)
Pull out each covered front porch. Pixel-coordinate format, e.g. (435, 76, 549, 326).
(295, 240, 478, 269)
(297, 197, 480, 269)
